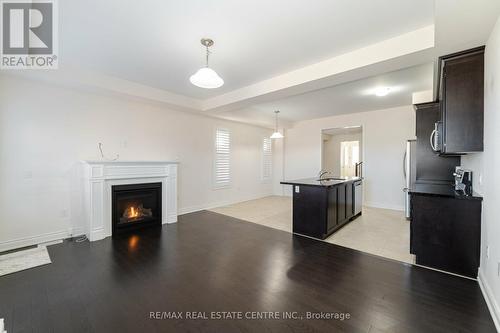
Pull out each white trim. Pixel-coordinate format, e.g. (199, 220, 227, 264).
(81, 161, 178, 242)
(412, 263, 477, 281)
(478, 269, 500, 332)
(364, 201, 404, 212)
(39, 239, 64, 247)
(0, 226, 82, 253)
(70, 226, 86, 237)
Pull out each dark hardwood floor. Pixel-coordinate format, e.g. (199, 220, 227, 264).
(0, 211, 496, 332)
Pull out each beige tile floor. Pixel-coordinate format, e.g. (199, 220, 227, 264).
(209, 196, 415, 264)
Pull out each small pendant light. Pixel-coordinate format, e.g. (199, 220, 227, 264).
(190, 38, 224, 89)
(270, 110, 284, 139)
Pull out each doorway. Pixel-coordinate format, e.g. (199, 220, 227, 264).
(321, 126, 363, 177)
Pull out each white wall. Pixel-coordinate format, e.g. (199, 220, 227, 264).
(282, 106, 415, 211)
(461, 16, 500, 329)
(0, 75, 273, 250)
(272, 128, 286, 196)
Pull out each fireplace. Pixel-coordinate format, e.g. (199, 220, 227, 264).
(112, 182, 162, 235)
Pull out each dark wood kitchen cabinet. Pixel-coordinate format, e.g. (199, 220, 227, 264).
(337, 183, 346, 224)
(438, 46, 484, 154)
(281, 178, 361, 239)
(292, 185, 327, 238)
(327, 186, 338, 231)
(345, 183, 354, 220)
(328, 183, 355, 232)
(414, 102, 460, 183)
(410, 188, 482, 278)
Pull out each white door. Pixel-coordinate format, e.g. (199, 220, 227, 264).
(340, 141, 360, 177)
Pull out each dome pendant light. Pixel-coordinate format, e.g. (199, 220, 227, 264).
(190, 38, 224, 89)
(270, 110, 284, 139)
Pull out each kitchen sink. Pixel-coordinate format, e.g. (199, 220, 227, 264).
(317, 177, 346, 181)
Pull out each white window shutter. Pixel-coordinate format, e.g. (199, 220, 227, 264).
(262, 137, 272, 182)
(214, 128, 231, 187)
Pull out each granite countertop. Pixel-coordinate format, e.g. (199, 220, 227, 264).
(280, 176, 362, 187)
(409, 183, 483, 201)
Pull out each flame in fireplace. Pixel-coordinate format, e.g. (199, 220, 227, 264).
(124, 206, 139, 218)
(122, 204, 153, 221)
(129, 206, 138, 218)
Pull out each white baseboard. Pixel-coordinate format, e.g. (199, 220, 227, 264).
(166, 213, 177, 224)
(478, 269, 500, 332)
(38, 239, 63, 247)
(1, 193, 272, 251)
(70, 226, 85, 237)
(0, 226, 85, 253)
(364, 201, 404, 212)
(178, 193, 273, 215)
(0, 230, 68, 253)
(89, 227, 105, 242)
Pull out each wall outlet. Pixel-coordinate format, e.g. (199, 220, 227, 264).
(486, 246, 490, 259)
(295, 186, 300, 193)
(479, 174, 483, 186)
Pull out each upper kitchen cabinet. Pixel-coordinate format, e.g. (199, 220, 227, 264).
(438, 46, 484, 154)
(414, 102, 460, 184)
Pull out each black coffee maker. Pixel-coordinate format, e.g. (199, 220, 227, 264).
(453, 167, 473, 195)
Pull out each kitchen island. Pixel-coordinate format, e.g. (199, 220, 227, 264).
(281, 177, 362, 239)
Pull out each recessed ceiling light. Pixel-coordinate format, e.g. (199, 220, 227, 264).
(374, 87, 392, 97)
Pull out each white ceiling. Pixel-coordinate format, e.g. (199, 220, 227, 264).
(5, 0, 500, 129)
(217, 63, 433, 126)
(60, 0, 434, 99)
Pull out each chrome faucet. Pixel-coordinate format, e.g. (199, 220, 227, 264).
(318, 170, 329, 180)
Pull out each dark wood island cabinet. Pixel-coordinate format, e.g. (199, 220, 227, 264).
(281, 177, 362, 239)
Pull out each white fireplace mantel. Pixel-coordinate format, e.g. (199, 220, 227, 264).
(81, 160, 178, 241)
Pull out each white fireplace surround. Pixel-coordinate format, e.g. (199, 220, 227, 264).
(81, 161, 178, 241)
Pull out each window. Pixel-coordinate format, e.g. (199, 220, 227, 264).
(340, 140, 360, 177)
(261, 137, 272, 182)
(214, 128, 231, 188)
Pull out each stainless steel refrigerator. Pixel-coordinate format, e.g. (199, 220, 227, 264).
(403, 140, 416, 219)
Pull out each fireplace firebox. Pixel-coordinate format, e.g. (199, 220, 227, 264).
(112, 182, 162, 235)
